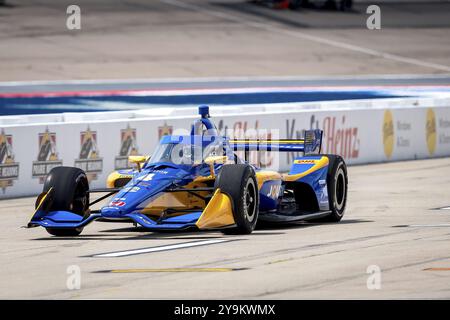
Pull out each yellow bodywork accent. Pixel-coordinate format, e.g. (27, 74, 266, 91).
(31, 187, 52, 219)
(141, 193, 202, 216)
(128, 155, 149, 164)
(128, 155, 149, 172)
(144, 193, 186, 210)
(204, 155, 228, 177)
(106, 171, 133, 188)
(196, 188, 235, 229)
(195, 170, 281, 191)
(283, 156, 329, 182)
(204, 155, 228, 165)
(193, 175, 215, 183)
(141, 180, 208, 216)
(255, 171, 282, 189)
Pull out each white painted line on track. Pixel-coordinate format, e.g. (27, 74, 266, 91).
(407, 224, 450, 228)
(92, 239, 232, 258)
(161, 0, 450, 72)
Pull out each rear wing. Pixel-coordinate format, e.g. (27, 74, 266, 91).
(229, 129, 323, 155)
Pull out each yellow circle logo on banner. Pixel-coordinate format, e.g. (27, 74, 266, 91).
(426, 108, 437, 155)
(383, 110, 394, 159)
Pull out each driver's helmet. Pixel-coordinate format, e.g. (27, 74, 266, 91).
(180, 144, 203, 164)
(203, 140, 221, 159)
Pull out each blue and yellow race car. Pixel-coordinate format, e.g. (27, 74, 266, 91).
(28, 106, 348, 236)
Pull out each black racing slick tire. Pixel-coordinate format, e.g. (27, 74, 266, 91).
(42, 166, 89, 236)
(214, 164, 259, 235)
(323, 155, 348, 222)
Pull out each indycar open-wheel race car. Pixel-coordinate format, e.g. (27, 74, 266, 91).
(28, 106, 348, 236)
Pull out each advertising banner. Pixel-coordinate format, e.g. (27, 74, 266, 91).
(1, 99, 449, 198)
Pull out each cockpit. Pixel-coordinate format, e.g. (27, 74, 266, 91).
(148, 135, 228, 166)
(147, 106, 241, 167)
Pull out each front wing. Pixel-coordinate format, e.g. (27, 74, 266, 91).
(28, 188, 236, 231)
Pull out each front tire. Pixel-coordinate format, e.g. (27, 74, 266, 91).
(214, 164, 259, 234)
(42, 166, 89, 236)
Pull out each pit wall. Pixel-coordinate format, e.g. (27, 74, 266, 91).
(1, 97, 450, 198)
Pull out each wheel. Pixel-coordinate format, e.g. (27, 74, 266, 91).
(42, 166, 89, 236)
(214, 164, 259, 234)
(322, 155, 348, 222)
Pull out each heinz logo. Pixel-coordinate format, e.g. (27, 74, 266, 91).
(322, 116, 360, 159)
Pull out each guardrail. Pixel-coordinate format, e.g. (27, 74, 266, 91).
(1, 97, 449, 198)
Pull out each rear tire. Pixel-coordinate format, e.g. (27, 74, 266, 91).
(322, 155, 348, 222)
(215, 164, 259, 235)
(42, 166, 89, 236)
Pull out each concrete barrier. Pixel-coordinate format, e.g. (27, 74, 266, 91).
(1, 97, 449, 198)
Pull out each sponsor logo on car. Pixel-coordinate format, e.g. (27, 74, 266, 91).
(110, 201, 126, 207)
(294, 159, 317, 164)
(0, 129, 19, 193)
(32, 128, 63, 183)
(74, 127, 103, 181)
(122, 186, 140, 192)
(115, 125, 139, 170)
(267, 184, 281, 199)
(137, 173, 155, 181)
(152, 170, 168, 174)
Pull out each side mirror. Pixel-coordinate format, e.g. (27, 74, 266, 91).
(128, 155, 149, 172)
(204, 155, 227, 177)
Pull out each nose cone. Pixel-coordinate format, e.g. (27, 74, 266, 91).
(101, 206, 123, 218)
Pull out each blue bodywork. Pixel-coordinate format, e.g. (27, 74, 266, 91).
(31, 161, 219, 230)
(289, 156, 329, 211)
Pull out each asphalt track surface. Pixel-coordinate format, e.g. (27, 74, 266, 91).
(1, 1, 450, 81)
(1, 157, 450, 299)
(1, 0, 450, 299)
